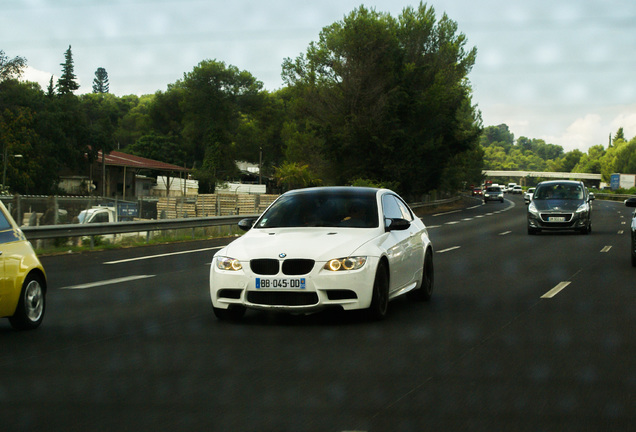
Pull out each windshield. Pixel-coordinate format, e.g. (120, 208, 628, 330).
(534, 184, 584, 200)
(486, 187, 501, 192)
(256, 191, 379, 228)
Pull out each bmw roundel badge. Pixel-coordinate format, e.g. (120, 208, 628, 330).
(279, 253, 287, 258)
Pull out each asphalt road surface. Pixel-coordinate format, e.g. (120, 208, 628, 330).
(2, 194, 635, 431)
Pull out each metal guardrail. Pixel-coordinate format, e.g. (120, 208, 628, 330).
(409, 196, 460, 209)
(21, 215, 254, 240)
(19, 195, 463, 241)
(593, 193, 634, 202)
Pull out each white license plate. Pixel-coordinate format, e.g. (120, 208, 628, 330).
(255, 278, 306, 289)
(548, 216, 566, 222)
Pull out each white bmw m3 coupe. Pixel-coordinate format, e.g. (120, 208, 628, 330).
(209, 186, 434, 320)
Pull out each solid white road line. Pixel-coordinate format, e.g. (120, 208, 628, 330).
(103, 246, 223, 264)
(60, 275, 156, 290)
(541, 281, 571, 299)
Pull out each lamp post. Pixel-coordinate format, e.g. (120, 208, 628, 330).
(2, 151, 23, 189)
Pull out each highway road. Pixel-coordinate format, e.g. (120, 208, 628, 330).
(2, 194, 635, 431)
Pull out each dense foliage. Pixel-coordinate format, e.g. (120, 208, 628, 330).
(3, 3, 482, 199)
(480, 124, 636, 185)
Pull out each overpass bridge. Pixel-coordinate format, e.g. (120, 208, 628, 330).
(483, 170, 602, 185)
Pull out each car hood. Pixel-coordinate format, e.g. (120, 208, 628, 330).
(532, 199, 584, 212)
(221, 228, 381, 261)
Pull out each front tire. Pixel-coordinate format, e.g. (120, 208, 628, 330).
(367, 262, 389, 320)
(9, 274, 46, 330)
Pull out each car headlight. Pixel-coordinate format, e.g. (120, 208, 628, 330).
(528, 202, 540, 216)
(576, 203, 589, 213)
(215, 256, 243, 271)
(324, 257, 367, 271)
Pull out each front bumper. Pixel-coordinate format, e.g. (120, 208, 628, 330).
(210, 257, 379, 312)
(484, 194, 503, 202)
(527, 211, 589, 230)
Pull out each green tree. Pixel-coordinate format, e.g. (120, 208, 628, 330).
(80, 93, 121, 166)
(46, 75, 56, 97)
(0, 79, 67, 194)
(553, 150, 583, 172)
(171, 59, 264, 191)
(612, 137, 636, 174)
(613, 127, 625, 144)
(126, 133, 186, 166)
(115, 94, 154, 149)
(282, 2, 481, 198)
(573, 144, 604, 174)
(57, 45, 80, 95)
(480, 124, 514, 151)
(0, 50, 27, 82)
(92, 67, 109, 93)
(274, 161, 322, 191)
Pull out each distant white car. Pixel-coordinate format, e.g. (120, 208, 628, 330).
(512, 185, 523, 194)
(209, 187, 434, 321)
(524, 187, 536, 204)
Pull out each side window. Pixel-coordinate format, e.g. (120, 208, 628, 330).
(382, 194, 402, 220)
(0, 208, 12, 231)
(91, 212, 110, 223)
(395, 197, 414, 221)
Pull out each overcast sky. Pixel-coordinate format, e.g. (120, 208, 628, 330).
(4, 0, 636, 153)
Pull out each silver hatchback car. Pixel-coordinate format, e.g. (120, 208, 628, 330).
(527, 180, 594, 235)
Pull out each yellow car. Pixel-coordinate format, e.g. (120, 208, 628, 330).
(0, 201, 47, 330)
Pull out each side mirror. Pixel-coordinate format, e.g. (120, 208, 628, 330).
(589, 193, 595, 201)
(625, 198, 636, 208)
(385, 218, 410, 232)
(238, 218, 256, 231)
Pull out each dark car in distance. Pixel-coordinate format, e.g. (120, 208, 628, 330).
(527, 180, 594, 235)
(483, 186, 504, 203)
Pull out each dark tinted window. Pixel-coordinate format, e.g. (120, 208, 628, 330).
(257, 190, 379, 228)
(534, 183, 584, 200)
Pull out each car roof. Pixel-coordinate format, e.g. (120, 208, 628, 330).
(282, 186, 386, 198)
(536, 180, 583, 186)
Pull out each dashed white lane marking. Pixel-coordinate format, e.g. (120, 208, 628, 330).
(437, 246, 461, 254)
(104, 246, 223, 264)
(433, 209, 462, 216)
(499, 231, 512, 236)
(541, 281, 571, 299)
(60, 275, 156, 290)
(601, 246, 612, 253)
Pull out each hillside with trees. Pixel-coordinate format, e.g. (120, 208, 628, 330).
(0, 3, 483, 201)
(481, 124, 636, 186)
